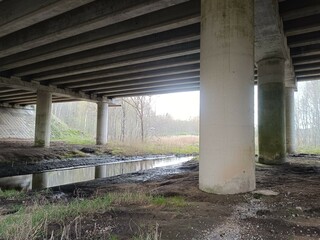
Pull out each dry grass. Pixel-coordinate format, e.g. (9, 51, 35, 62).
(0, 190, 186, 239)
(109, 135, 199, 156)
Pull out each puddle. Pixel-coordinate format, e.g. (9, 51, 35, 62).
(0, 156, 193, 190)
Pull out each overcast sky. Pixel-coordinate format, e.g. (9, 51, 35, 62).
(152, 87, 259, 124)
(152, 91, 200, 120)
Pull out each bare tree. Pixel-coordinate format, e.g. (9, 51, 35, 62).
(124, 96, 152, 142)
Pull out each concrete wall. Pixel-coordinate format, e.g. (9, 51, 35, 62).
(0, 107, 35, 139)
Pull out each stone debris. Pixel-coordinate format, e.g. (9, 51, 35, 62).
(252, 190, 279, 196)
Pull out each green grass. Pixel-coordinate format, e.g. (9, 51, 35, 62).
(51, 115, 95, 145)
(297, 146, 320, 154)
(0, 189, 26, 200)
(0, 191, 187, 239)
(0, 195, 112, 239)
(51, 129, 95, 145)
(152, 196, 187, 207)
(109, 142, 199, 156)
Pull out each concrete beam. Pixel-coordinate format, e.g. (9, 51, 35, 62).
(284, 14, 320, 37)
(295, 63, 320, 72)
(10, 98, 79, 105)
(0, 88, 20, 93)
(291, 44, 320, 57)
(63, 64, 200, 89)
(107, 87, 200, 98)
(0, 0, 94, 38)
(27, 41, 200, 81)
(255, 0, 287, 61)
(13, 25, 200, 76)
(80, 72, 199, 92)
(0, 76, 97, 102)
(280, 2, 320, 21)
(0, 0, 190, 58)
(297, 76, 320, 81)
(0, 93, 36, 101)
(296, 69, 320, 77)
(0, 90, 34, 98)
(105, 84, 200, 98)
(255, 0, 295, 84)
(293, 55, 320, 65)
(8, 96, 84, 105)
(0, 0, 200, 70)
(95, 78, 199, 95)
(45, 54, 200, 85)
(287, 31, 320, 48)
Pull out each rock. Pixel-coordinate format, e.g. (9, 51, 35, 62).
(80, 147, 96, 154)
(252, 190, 279, 196)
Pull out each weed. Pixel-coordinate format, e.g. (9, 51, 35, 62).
(133, 222, 161, 240)
(0, 191, 187, 239)
(108, 191, 152, 205)
(0, 195, 112, 239)
(152, 196, 187, 207)
(0, 189, 26, 200)
(109, 235, 119, 240)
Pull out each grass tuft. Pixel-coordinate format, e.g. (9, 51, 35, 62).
(0, 189, 26, 200)
(152, 196, 187, 207)
(0, 191, 187, 239)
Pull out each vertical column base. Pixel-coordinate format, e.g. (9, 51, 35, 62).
(199, 0, 255, 194)
(286, 86, 296, 154)
(96, 102, 109, 145)
(34, 90, 52, 147)
(258, 58, 286, 165)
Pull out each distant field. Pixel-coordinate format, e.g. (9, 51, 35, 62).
(109, 135, 199, 156)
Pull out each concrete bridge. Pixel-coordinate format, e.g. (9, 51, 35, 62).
(0, 0, 319, 194)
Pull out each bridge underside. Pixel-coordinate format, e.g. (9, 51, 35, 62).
(0, 0, 319, 194)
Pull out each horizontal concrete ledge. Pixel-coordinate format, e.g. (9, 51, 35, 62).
(0, 76, 98, 102)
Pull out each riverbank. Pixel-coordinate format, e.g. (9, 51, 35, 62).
(0, 156, 319, 239)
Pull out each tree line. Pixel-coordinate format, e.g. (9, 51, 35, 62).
(52, 96, 199, 142)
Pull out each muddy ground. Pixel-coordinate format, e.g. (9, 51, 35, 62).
(1, 155, 319, 239)
(51, 157, 319, 240)
(0, 140, 170, 177)
(0, 139, 111, 164)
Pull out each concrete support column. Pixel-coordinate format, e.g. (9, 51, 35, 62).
(96, 101, 109, 145)
(286, 86, 296, 154)
(199, 0, 255, 194)
(34, 90, 52, 147)
(258, 58, 286, 164)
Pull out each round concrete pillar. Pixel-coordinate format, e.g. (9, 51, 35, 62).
(34, 90, 52, 147)
(286, 86, 296, 154)
(258, 58, 286, 164)
(96, 102, 109, 145)
(199, 0, 255, 194)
